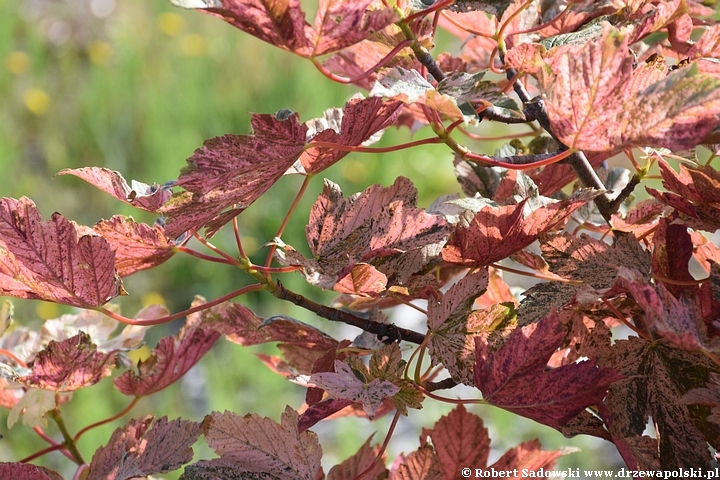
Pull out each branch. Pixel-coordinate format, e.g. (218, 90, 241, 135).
(271, 281, 426, 344)
(423, 377, 458, 392)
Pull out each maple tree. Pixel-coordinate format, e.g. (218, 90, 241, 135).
(2, 0, 720, 477)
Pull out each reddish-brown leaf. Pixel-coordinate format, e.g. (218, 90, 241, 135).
(302, 96, 402, 174)
(420, 405, 490, 480)
(114, 299, 221, 396)
(538, 25, 720, 153)
(172, 0, 396, 58)
(488, 439, 567, 475)
(327, 436, 387, 480)
(93, 216, 175, 277)
(442, 190, 600, 268)
(0, 463, 63, 480)
(0, 197, 121, 307)
(391, 445, 442, 480)
(87, 415, 201, 480)
(162, 113, 308, 237)
(475, 312, 623, 429)
(298, 397, 354, 432)
(678, 372, 720, 425)
(277, 177, 450, 290)
(57, 168, 171, 213)
(16, 332, 116, 392)
(334, 263, 387, 296)
(651, 218, 695, 298)
(185, 406, 322, 480)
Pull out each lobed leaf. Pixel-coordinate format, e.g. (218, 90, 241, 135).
(93, 216, 176, 277)
(0, 197, 121, 307)
(87, 416, 201, 480)
(15, 332, 116, 392)
(183, 406, 322, 480)
(475, 312, 623, 430)
(0, 463, 62, 480)
(327, 436, 387, 480)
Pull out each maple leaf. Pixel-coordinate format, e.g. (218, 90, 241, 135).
(646, 158, 720, 231)
(678, 372, 720, 426)
(276, 177, 450, 290)
(598, 337, 719, 469)
(488, 439, 569, 474)
(6, 388, 55, 429)
(518, 232, 651, 325)
(426, 270, 517, 385)
(114, 298, 221, 396)
(442, 189, 600, 268)
(334, 263, 388, 296)
(93, 216, 176, 277)
(535, 24, 720, 153)
(202, 301, 339, 374)
(650, 218, 695, 298)
(0, 463, 62, 480)
(475, 312, 623, 430)
(57, 168, 172, 213)
(392, 444, 443, 480)
(86, 415, 201, 480)
(327, 436, 387, 480)
(171, 0, 397, 58)
(183, 406, 322, 480)
(420, 404, 489, 480)
(0, 197, 122, 307)
(297, 359, 400, 419)
(15, 332, 117, 392)
(301, 96, 402, 174)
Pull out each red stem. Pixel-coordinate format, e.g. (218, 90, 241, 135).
(73, 397, 141, 442)
(307, 136, 443, 154)
(311, 40, 412, 84)
(99, 283, 265, 326)
(20, 443, 67, 463)
(232, 210, 248, 260)
(0, 349, 27, 368)
(175, 246, 235, 265)
(191, 230, 241, 266)
(458, 127, 538, 141)
(351, 409, 402, 480)
(440, 10, 495, 38)
(264, 175, 311, 273)
(504, 6, 571, 38)
(405, 0, 456, 22)
(464, 147, 573, 170)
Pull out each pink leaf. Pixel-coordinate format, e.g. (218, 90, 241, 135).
(16, 332, 116, 392)
(334, 263, 388, 296)
(302, 96, 402, 174)
(185, 406, 322, 479)
(391, 444, 442, 480)
(301, 360, 400, 419)
(442, 190, 599, 268)
(0, 197, 122, 307)
(539, 25, 720, 153)
(475, 312, 623, 429)
(87, 416, 201, 480)
(57, 168, 171, 213)
(93, 216, 175, 277)
(0, 463, 63, 480)
(327, 436, 388, 480)
(114, 299, 221, 396)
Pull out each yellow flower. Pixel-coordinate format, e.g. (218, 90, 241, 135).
(88, 41, 113, 66)
(23, 89, 51, 116)
(157, 12, 185, 36)
(5, 51, 30, 75)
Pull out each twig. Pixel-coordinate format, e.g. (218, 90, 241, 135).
(271, 281, 426, 344)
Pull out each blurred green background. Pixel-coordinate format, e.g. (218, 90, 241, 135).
(0, 0, 623, 477)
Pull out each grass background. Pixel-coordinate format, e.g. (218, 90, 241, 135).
(0, 1, 626, 477)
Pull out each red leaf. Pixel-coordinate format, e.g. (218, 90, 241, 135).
(185, 406, 322, 479)
(474, 312, 623, 429)
(114, 299, 221, 396)
(391, 444, 442, 480)
(0, 197, 122, 307)
(162, 113, 308, 237)
(420, 405, 490, 480)
(16, 332, 116, 392)
(0, 463, 63, 480)
(57, 168, 171, 213)
(298, 397, 353, 432)
(488, 439, 567, 475)
(302, 96, 402, 174)
(651, 218, 695, 298)
(334, 263, 387, 296)
(538, 25, 720, 153)
(442, 190, 599, 268)
(87, 416, 201, 480)
(278, 177, 450, 290)
(327, 436, 388, 480)
(174, 0, 396, 58)
(93, 216, 175, 277)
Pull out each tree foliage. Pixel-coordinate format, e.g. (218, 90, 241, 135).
(2, 0, 720, 477)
